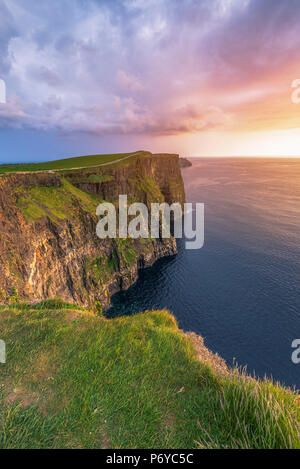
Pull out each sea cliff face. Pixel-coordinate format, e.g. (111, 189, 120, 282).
(0, 152, 185, 312)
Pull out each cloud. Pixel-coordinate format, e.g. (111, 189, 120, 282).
(0, 0, 300, 135)
(0, 99, 30, 128)
(116, 70, 144, 91)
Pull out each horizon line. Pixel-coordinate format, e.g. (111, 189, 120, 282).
(186, 155, 300, 158)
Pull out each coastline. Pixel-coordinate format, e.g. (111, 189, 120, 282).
(0, 152, 185, 312)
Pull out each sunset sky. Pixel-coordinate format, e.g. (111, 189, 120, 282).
(1, 0, 300, 162)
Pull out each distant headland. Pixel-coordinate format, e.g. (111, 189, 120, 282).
(179, 157, 192, 168)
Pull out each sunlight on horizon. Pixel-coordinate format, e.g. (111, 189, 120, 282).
(175, 128, 300, 158)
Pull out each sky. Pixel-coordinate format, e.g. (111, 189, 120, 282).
(1, 0, 300, 162)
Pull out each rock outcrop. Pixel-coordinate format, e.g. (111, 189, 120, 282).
(179, 158, 192, 168)
(0, 152, 185, 312)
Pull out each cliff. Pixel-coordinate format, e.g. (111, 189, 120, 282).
(0, 152, 185, 312)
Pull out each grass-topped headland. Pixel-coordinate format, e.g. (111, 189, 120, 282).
(11, 151, 182, 224)
(0, 151, 145, 174)
(0, 302, 298, 449)
(0, 151, 184, 311)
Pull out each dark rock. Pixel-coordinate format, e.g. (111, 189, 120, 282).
(179, 158, 192, 168)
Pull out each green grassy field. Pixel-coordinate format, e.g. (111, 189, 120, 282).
(0, 302, 298, 449)
(16, 177, 103, 222)
(0, 152, 139, 174)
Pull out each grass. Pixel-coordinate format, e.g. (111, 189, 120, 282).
(116, 238, 140, 266)
(87, 256, 114, 285)
(86, 174, 112, 183)
(0, 152, 140, 174)
(86, 239, 151, 287)
(0, 303, 298, 449)
(129, 176, 164, 204)
(16, 178, 102, 222)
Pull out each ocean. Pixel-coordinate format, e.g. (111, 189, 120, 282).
(107, 158, 300, 389)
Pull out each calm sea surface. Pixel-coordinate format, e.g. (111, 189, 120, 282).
(107, 158, 300, 389)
